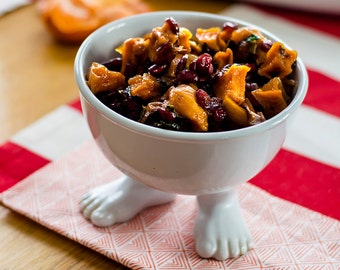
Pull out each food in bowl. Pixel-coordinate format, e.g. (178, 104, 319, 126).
(86, 17, 297, 132)
(75, 11, 308, 261)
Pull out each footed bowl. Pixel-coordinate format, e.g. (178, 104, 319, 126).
(74, 11, 308, 196)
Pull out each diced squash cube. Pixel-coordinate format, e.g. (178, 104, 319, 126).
(258, 42, 297, 78)
(213, 48, 233, 70)
(87, 62, 125, 94)
(215, 64, 250, 105)
(262, 77, 290, 103)
(216, 27, 234, 50)
(128, 73, 160, 100)
(168, 84, 208, 131)
(251, 89, 287, 118)
(231, 27, 264, 43)
(196, 27, 221, 51)
(120, 37, 149, 75)
(262, 76, 283, 91)
(178, 27, 192, 52)
(222, 95, 248, 127)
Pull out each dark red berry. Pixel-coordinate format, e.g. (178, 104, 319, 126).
(196, 89, 211, 110)
(188, 60, 197, 72)
(159, 108, 176, 122)
(196, 53, 213, 76)
(155, 42, 175, 65)
(101, 57, 122, 71)
(245, 63, 256, 73)
(211, 106, 227, 122)
(176, 54, 188, 72)
(165, 17, 179, 35)
(260, 39, 273, 52)
(176, 69, 198, 84)
(210, 97, 222, 109)
(223, 21, 238, 32)
(148, 64, 167, 76)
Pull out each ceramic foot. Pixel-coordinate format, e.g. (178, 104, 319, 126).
(79, 175, 176, 227)
(194, 189, 253, 260)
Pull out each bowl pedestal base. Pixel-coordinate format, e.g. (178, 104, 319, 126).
(80, 175, 253, 260)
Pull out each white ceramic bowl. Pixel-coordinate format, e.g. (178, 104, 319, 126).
(74, 11, 308, 196)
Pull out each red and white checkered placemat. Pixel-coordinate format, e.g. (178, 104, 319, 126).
(1, 4, 339, 269)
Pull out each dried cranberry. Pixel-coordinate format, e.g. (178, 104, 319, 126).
(223, 21, 238, 32)
(124, 96, 143, 120)
(176, 69, 198, 84)
(176, 54, 188, 72)
(159, 108, 176, 122)
(101, 57, 122, 71)
(188, 60, 197, 72)
(260, 39, 273, 52)
(245, 63, 257, 73)
(165, 17, 179, 35)
(195, 53, 213, 76)
(148, 64, 168, 76)
(155, 42, 175, 65)
(196, 89, 211, 110)
(211, 106, 227, 122)
(123, 62, 134, 77)
(210, 97, 222, 109)
(196, 80, 213, 94)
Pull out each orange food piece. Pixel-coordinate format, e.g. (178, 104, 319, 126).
(251, 89, 288, 118)
(144, 22, 178, 65)
(168, 85, 208, 131)
(214, 64, 251, 105)
(262, 76, 283, 91)
(262, 77, 290, 103)
(178, 27, 193, 53)
(36, 0, 150, 43)
(217, 27, 234, 50)
(119, 37, 150, 75)
(231, 27, 264, 43)
(167, 54, 183, 77)
(213, 48, 233, 70)
(128, 73, 160, 100)
(141, 101, 166, 123)
(258, 42, 297, 78)
(222, 95, 248, 127)
(87, 62, 126, 94)
(196, 27, 221, 51)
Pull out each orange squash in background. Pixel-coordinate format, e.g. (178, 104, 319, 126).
(36, 0, 150, 43)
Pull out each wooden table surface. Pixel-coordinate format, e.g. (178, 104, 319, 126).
(0, 1, 228, 268)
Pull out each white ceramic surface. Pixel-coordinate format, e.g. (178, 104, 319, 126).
(75, 11, 308, 260)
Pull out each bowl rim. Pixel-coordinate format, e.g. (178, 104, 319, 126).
(74, 10, 309, 142)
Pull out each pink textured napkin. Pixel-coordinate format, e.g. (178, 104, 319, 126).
(2, 140, 339, 269)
